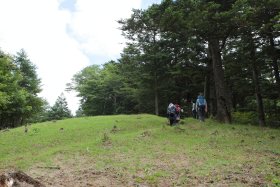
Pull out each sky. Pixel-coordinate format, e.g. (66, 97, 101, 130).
(0, 0, 161, 114)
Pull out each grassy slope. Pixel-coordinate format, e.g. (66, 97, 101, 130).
(0, 114, 279, 186)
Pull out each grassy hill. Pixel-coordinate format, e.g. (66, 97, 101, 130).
(0, 114, 279, 186)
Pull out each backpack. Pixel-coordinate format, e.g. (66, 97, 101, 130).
(167, 103, 176, 114)
(175, 104, 181, 113)
(196, 95, 206, 106)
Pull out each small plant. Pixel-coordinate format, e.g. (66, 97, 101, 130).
(141, 130, 151, 137)
(110, 125, 118, 133)
(180, 120, 185, 125)
(102, 133, 111, 145)
(174, 125, 185, 132)
(272, 177, 280, 186)
(232, 111, 258, 125)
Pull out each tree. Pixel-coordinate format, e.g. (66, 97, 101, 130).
(119, 6, 174, 115)
(68, 65, 103, 116)
(48, 93, 72, 120)
(134, 0, 235, 122)
(0, 51, 22, 127)
(14, 49, 41, 94)
(0, 49, 43, 127)
(28, 99, 51, 123)
(228, 0, 280, 126)
(186, 0, 236, 123)
(14, 49, 43, 124)
(68, 62, 132, 115)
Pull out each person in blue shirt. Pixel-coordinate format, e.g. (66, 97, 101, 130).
(196, 93, 207, 122)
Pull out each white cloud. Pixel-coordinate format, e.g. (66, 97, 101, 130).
(69, 0, 141, 59)
(0, 0, 157, 115)
(0, 0, 89, 114)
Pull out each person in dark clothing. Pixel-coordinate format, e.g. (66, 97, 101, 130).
(174, 104, 181, 124)
(167, 103, 176, 126)
(191, 100, 197, 119)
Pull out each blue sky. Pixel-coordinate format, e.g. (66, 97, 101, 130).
(0, 0, 162, 114)
(59, 0, 76, 12)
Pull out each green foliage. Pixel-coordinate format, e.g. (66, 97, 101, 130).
(0, 50, 43, 128)
(232, 111, 258, 125)
(66, 0, 280, 125)
(14, 49, 41, 94)
(48, 93, 72, 120)
(28, 99, 51, 123)
(68, 62, 128, 116)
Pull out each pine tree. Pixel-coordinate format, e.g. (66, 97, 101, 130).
(48, 93, 72, 120)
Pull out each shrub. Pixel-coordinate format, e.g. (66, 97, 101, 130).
(232, 111, 258, 125)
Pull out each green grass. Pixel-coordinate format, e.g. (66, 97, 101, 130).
(0, 114, 279, 186)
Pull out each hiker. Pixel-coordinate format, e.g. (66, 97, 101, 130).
(196, 93, 207, 122)
(191, 100, 197, 119)
(175, 104, 181, 124)
(167, 103, 176, 126)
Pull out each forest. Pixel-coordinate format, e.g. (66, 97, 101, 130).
(1, 0, 279, 128)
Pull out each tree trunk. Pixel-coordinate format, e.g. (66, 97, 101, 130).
(103, 100, 106, 115)
(113, 94, 117, 114)
(252, 65, 265, 126)
(152, 31, 159, 116)
(250, 38, 266, 126)
(204, 75, 209, 117)
(232, 91, 237, 112)
(206, 52, 217, 117)
(154, 75, 159, 115)
(269, 34, 280, 97)
(204, 76, 207, 97)
(208, 38, 231, 123)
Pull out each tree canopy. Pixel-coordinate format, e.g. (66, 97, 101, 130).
(0, 49, 43, 128)
(69, 0, 280, 126)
